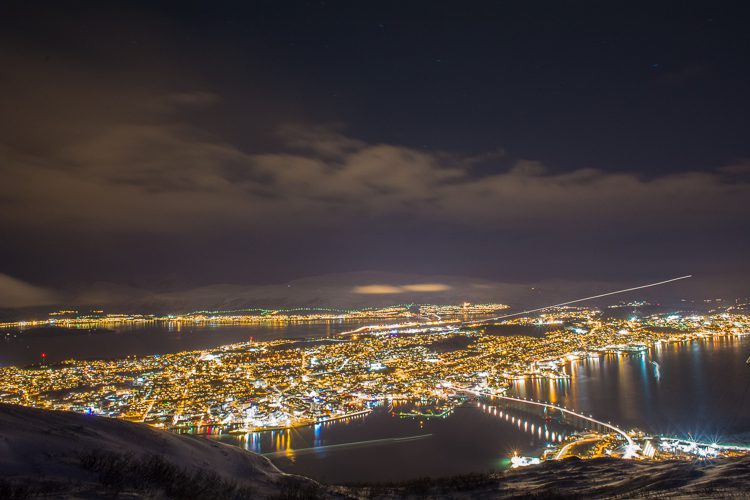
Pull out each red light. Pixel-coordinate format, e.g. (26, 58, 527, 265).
(41, 353, 47, 358)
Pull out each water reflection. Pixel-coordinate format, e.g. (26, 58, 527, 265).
(475, 401, 573, 443)
(210, 403, 561, 483)
(0, 319, 384, 366)
(201, 336, 750, 483)
(510, 336, 750, 442)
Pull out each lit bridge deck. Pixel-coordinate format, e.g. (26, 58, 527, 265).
(458, 388, 637, 457)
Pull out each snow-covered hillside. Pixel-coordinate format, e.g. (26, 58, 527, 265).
(2, 403, 750, 499)
(0, 403, 322, 499)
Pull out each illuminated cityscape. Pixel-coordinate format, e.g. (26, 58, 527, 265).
(2, 1, 750, 496)
(3, 304, 749, 464)
(0, 302, 506, 331)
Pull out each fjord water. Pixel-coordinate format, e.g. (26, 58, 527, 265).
(0, 320, 375, 366)
(211, 403, 574, 483)
(510, 335, 750, 444)
(213, 335, 750, 483)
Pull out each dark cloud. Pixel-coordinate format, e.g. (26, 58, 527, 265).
(2, 107, 748, 235)
(1, 3, 749, 291)
(0, 274, 59, 308)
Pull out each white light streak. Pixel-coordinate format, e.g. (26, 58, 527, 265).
(472, 275, 692, 324)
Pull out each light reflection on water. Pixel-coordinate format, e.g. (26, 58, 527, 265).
(510, 335, 750, 443)
(208, 335, 750, 483)
(0, 319, 376, 366)
(210, 403, 568, 483)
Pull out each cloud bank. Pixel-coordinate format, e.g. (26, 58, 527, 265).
(1, 46, 748, 288)
(0, 274, 60, 308)
(1, 47, 748, 239)
(3, 116, 749, 235)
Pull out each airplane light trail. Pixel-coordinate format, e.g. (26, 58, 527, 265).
(471, 275, 692, 325)
(338, 275, 692, 335)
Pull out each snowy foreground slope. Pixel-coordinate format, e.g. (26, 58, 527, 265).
(2, 403, 750, 499)
(0, 403, 320, 499)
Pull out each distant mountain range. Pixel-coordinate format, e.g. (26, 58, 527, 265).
(2, 403, 749, 499)
(66, 271, 547, 313)
(2, 270, 740, 320)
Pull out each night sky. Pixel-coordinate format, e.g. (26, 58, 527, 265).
(1, 2, 749, 299)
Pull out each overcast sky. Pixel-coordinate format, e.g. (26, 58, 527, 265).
(1, 2, 749, 293)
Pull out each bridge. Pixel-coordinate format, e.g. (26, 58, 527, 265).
(459, 388, 638, 458)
